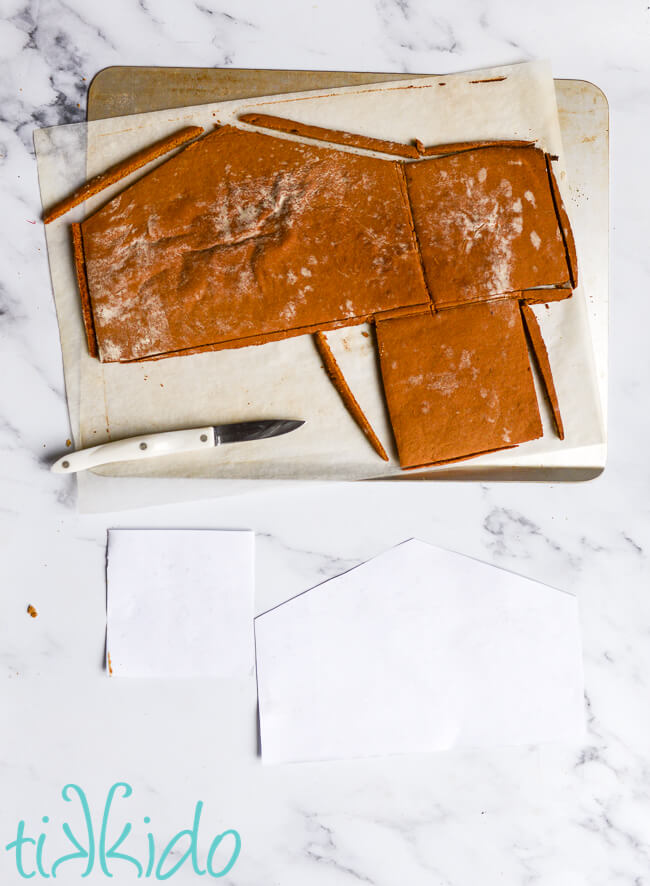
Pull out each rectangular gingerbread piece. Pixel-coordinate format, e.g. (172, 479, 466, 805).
(375, 300, 543, 468)
(81, 125, 430, 363)
(404, 146, 573, 309)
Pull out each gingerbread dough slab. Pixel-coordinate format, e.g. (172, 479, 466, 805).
(81, 125, 429, 363)
(375, 300, 543, 468)
(405, 146, 572, 309)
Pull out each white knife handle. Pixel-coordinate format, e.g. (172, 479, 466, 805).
(50, 426, 215, 474)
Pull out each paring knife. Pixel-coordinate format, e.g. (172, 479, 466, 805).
(50, 419, 305, 474)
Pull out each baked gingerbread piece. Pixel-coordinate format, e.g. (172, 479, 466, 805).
(81, 125, 429, 363)
(404, 145, 573, 309)
(375, 300, 543, 468)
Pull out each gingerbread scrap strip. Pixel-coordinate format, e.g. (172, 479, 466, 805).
(544, 154, 578, 289)
(414, 138, 535, 156)
(43, 125, 204, 224)
(240, 114, 538, 163)
(239, 112, 421, 158)
(71, 222, 98, 358)
(520, 301, 565, 439)
(395, 163, 434, 305)
(314, 331, 389, 462)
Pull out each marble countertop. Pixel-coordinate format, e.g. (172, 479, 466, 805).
(1, 1, 649, 882)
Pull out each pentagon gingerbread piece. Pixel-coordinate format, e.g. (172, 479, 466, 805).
(375, 300, 543, 468)
(81, 125, 429, 363)
(404, 145, 573, 309)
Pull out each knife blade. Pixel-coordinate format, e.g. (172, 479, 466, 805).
(50, 419, 305, 474)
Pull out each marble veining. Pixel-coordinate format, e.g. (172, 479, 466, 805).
(1, 0, 650, 883)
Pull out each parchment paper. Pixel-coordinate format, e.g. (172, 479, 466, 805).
(34, 62, 606, 506)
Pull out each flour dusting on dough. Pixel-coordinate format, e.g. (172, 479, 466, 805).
(415, 159, 531, 297)
(459, 349, 472, 369)
(427, 371, 460, 396)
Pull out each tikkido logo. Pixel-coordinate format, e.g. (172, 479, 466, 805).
(5, 783, 241, 880)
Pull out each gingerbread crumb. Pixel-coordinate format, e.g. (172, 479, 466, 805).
(27, 605, 38, 618)
(107, 652, 113, 676)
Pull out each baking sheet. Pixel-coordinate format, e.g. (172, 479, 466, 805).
(34, 61, 607, 505)
(86, 67, 441, 120)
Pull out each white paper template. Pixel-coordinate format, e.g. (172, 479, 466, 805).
(106, 529, 254, 678)
(255, 539, 585, 764)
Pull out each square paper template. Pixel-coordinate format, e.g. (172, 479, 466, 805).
(255, 539, 585, 763)
(107, 529, 254, 678)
